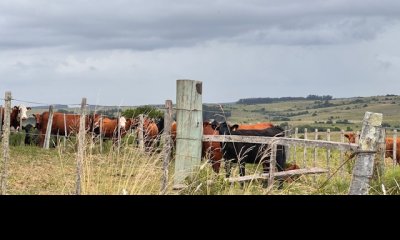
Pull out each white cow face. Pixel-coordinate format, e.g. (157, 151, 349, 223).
(17, 105, 31, 120)
(118, 116, 127, 129)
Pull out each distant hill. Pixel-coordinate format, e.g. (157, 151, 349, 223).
(226, 94, 400, 132)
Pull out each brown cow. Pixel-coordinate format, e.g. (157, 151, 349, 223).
(1, 105, 31, 130)
(202, 122, 223, 173)
(130, 117, 160, 150)
(93, 116, 128, 143)
(226, 122, 274, 131)
(345, 132, 400, 164)
(33, 112, 99, 147)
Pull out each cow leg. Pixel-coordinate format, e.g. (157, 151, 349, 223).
(262, 160, 270, 188)
(211, 159, 220, 173)
(39, 133, 45, 148)
(238, 160, 246, 188)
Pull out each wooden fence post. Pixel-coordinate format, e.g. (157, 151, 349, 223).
(393, 129, 397, 167)
(349, 112, 383, 195)
(293, 127, 298, 165)
(99, 115, 103, 154)
(268, 144, 277, 187)
(138, 114, 144, 151)
(63, 113, 67, 148)
(313, 129, 318, 183)
(43, 105, 54, 149)
(375, 128, 386, 179)
(303, 128, 308, 168)
(174, 80, 203, 189)
(0, 105, 3, 134)
(76, 98, 87, 195)
(340, 130, 345, 176)
(117, 111, 122, 152)
(326, 129, 331, 176)
(1, 92, 11, 195)
(161, 100, 173, 194)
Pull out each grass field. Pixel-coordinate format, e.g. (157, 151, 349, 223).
(2, 138, 400, 195)
(2, 94, 400, 195)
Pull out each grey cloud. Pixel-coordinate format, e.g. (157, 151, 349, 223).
(1, 0, 400, 50)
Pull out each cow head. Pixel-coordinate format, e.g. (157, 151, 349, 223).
(217, 122, 239, 135)
(118, 116, 127, 129)
(32, 113, 41, 129)
(344, 132, 358, 143)
(16, 105, 31, 121)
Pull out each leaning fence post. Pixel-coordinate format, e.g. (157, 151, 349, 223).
(1, 92, 11, 195)
(349, 112, 383, 195)
(340, 130, 345, 176)
(393, 129, 397, 167)
(161, 100, 173, 194)
(43, 105, 54, 149)
(76, 98, 87, 195)
(326, 129, 331, 177)
(174, 80, 203, 189)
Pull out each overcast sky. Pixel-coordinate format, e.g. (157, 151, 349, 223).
(1, 0, 400, 106)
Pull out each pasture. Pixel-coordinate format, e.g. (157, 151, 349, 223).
(2, 87, 400, 195)
(3, 132, 400, 195)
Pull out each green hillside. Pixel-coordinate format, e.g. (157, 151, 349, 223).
(220, 95, 400, 133)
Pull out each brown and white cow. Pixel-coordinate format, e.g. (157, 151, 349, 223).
(1, 105, 31, 130)
(93, 116, 128, 143)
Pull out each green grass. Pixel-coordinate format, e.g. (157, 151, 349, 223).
(2, 142, 400, 194)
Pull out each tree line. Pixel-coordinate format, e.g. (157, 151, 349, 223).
(237, 95, 333, 105)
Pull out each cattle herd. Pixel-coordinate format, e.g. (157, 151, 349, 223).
(1, 105, 400, 183)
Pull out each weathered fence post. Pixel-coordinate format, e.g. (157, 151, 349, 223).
(268, 144, 277, 188)
(326, 129, 331, 176)
(99, 115, 103, 154)
(349, 112, 383, 195)
(43, 105, 54, 149)
(340, 130, 345, 176)
(76, 98, 87, 195)
(375, 128, 386, 179)
(174, 80, 203, 189)
(161, 100, 173, 194)
(293, 127, 298, 165)
(117, 111, 122, 152)
(303, 128, 308, 168)
(313, 129, 318, 183)
(138, 114, 144, 151)
(393, 129, 397, 167)
(0, 105, 3, 134)
(1, 92, 11, 195)
(63, 113, 67, 148)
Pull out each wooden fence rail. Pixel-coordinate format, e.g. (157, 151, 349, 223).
(202, 135, 359, 151)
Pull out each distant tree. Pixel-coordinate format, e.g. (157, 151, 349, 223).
(122, 105, 163, 119)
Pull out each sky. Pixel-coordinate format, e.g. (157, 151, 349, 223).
(1, 0, 400, 107)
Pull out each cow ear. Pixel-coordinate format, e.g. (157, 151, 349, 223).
(344, 134, 349, 138)
(27, 107, 32, 110)
(14, 106, 19, 110)
(231, 124, 239, 131)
